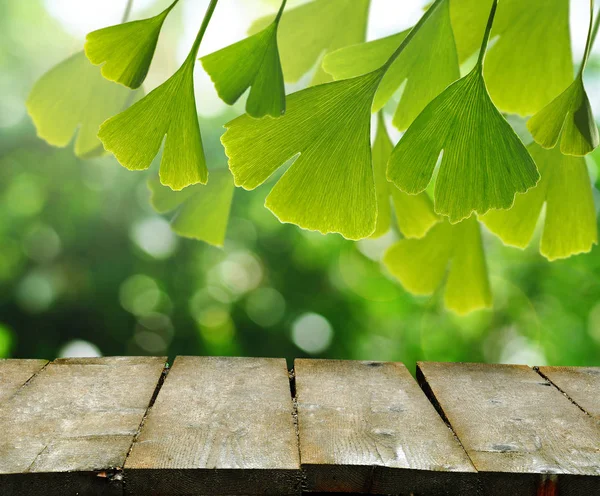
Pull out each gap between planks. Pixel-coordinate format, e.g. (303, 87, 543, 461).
(534, 366, 595, 420)
(120, 361, 171, 488)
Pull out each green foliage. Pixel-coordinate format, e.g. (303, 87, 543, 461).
(481, 144, 598, 261)
(527, 3, 599, 156)
(26, 52, 133, 158)
(528, 79, 599, 156)
(387, 1, 539, 223)
(99, 56, 207, 190)
(387, 67, 538, 223)
(201, 0, 286, 118)
(323, 0, 459, 131)
(450, 0, 573, 116)
(250, 0, 370, 84)
(222, 71, 381, 240)
(85, 0, 179, 89)
(148, 169, 235, 246)
(384, 217, 492, 315)
(372, 114, 439, 239)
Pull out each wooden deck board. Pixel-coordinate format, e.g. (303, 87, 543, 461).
(0, 356, 166, 496)
(538, 366, 600, 419)
(0, 359, 48, 402)
(295, 359, 478, 494)
(124, 356, 301, 495)
(417, 362, 600, 495)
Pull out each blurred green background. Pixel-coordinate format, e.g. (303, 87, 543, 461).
(1, 0, 600, 370)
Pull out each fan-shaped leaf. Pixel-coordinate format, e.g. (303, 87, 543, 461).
(250, 0, 370, 85)
(528, 79, 599, 156)
(372, 114, 439, 238)
(383, 217, 492, 314)
(387, 1, 539, 223)
(527, 4, 598, 156)
(481, 143, 598, 260)
(148, 169, 234, 246)
(201, 1, 286, 118)
(85, 0, 178, 89)
(323, 0, 460, 131)
(222, 71, 381, 240)
(99, 57, 205, 190)
(387, 68, 538, 223)
(26, 51, 133, 158)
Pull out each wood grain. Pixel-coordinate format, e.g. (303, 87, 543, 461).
(0, 359, 48, 402)
(418, 362, 600, 495)
(295, 359, 478, 494)
(538, 366, 600, 419)
(0, 356, 166, 496)
(124, 356, 301, 495)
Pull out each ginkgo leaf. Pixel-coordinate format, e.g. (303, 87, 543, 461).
(99, 57, 205, 190)
(98, 1, 222, 190)
(383, 217, 492, 315)
(527, 76, 598, 156)
(481, 143, 598, 261)
(451, 0, 572, 116)
(387, 0, 539, 223)
(148, 169, 235, 246)
(85, 0, 179, 89)
(26, 51, 133, 158)
(222, 71, 381, 240)
(201, 0, 286, 118)
(371, 113, 439, 238)
(250, 0, 370, 85)
(527, 4, 599, 156)
(323, 0, 460, 131)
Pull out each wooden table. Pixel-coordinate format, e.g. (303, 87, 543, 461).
(1, 357, 599, 495)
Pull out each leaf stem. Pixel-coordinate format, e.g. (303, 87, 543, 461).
(121, 0, 134, 23)
(275, 0, 288, 24)
(476, 0, 499, 70)
(579, 0, 597, 77)
(379, 0, 446, 74)
(187, 0, 220, 63)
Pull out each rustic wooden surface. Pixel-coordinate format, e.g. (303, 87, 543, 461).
(2, 357, 600, 495)
(417, 362, 600, 496)
(124, 356, 301, 495)
(538, 366, 600, 420)
(295, 359, 477, 494)
(0, 356, 166, 496)
(0, 359, 47, 402)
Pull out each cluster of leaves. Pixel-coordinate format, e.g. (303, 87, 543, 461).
(26, 0, 600, 314)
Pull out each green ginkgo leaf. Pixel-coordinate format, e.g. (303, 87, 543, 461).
(85, 0, 179, 89)
(451, 0, 572, 116)
(250, 0, 370, 85)
(26, 51, 133, 158)
(481, 143, 598, 261)
(98, 1, 220, 191)
(323, 0, 460, 131)
(387, 0, 539, 223)
(527, 5, 599, 156)
(223, 0, 447, 240)
(201, 0, 286, 118)
(148, 169, 235, 246)
(383, 217, 492, 315)
(372, 113, 439, 238)
(222, 71, 381, 240)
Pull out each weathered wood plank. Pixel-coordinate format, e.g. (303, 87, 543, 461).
(0, 359, 48, 402)
(124, 356, 301, 495)
(538, 366, 600, 420)
(418, 362, 600, 495)
(295, 359, 478, 494)
(0, 356, 166, 496)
